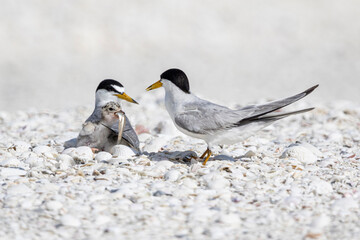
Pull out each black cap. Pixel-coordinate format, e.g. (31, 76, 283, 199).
(96, 79, 124, 93)
(161, 68, 190, 94)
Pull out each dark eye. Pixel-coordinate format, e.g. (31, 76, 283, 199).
(109, 107, 114, 111)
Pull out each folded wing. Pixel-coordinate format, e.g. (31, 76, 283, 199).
(175, 85, 318, 134)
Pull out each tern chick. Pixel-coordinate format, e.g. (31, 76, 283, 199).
(146, 68, 318, 165)
(76, 102, 129, 152)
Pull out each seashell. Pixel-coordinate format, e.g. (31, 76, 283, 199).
(154, 160, 174, 172)
(62, 147, 75, 155)
(309, 178, 333, 195)
(332, 197, 358, 214)
(164, 170, 181, 182)
(0, 157, 21, 167)
(45, 200, 63, 211)
(296, 142, 323, 157)
(94, 215, 111, 225)
(110, 145, 137, 158)
(32, 145, 52, 154)
(56, 154, 75, 170)
(0, 168, 27, 177)
(70, 146, 94, 164)
(60, 214, 81, 227)
(309, 214, 330, 232)
(281, 145, 317, 164)
(217, 213, 241, 227)
(243, 150, 256, 158)
(283, 196, 301, 207)
(203, 173, 230, 190)
(25, 156, 45, 168)
(7, 184, 33, 196)
(262, 156, 275, 164)
(95, 151, 112, 161)
(188, 207, 214, 222)
(12, 141, 31, 152)
(19, 151, 37, 159)
(328, 132, 343, 143)
(181, 177, 198, 189)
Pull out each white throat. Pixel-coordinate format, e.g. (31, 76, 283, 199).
(95, 89, 121, 107)
(162, 81, 195, 120)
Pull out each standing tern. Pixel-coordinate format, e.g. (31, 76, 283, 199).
(65, 79, 140, 152)
(146, 68, 318, 165)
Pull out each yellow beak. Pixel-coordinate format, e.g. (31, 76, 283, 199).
(146, 80, 163, 91)
(114, 92, 139, 104)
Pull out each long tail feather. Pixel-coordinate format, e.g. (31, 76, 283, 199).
(239, 84, 319, 120)
(237, 108, 314, 126)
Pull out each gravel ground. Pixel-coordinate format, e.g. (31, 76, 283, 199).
(0, 94, 360, 240)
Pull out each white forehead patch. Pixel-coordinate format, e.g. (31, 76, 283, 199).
(112, 85, 124, 94)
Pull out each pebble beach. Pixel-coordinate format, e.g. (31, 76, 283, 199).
(1, 93, 360, 240)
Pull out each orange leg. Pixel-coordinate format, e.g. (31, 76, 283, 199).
(199, 148, 209, 159)
(202, 149, 212, 165)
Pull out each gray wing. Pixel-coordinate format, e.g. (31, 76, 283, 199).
(86, 107, 102, 123)
(175, 85, 318, 134)
(109, 115, 140, 151)
(174, 100, 254, 134)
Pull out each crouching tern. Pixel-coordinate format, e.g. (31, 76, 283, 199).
(65, 79, 140, 152)
(146, 68, 318, 165)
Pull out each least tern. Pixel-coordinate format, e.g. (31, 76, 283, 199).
(66, 79, 140, 152)
(146, 68, 318, 165)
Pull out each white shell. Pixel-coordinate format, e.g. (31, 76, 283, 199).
(12, 141, 31, 152)
(32, 145, 52, 154)
(45, 201, 63, 211)
(164, 170, 181, 182)
(25, 156, 45, 168)
(309, 214, 330, 233)
(309, 178, 333, 195)
(56, 154, 75, 170)
(0, 157, 21, 167)
(0, 168, 27, 177)
(7, 184, 33, 196)
(62, 147, 75, 155)
(95, 151, 112, 161)
(203, 173, 230, 190)
(70, 146, 94, 164)
(110, 145, 137, 158)
(60, 214, 81, 227)
(281, 145, 318, 164)
(332, 197, 358, 214)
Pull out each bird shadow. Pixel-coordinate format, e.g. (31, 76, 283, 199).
(141, 150, 251, 165)
(141, 150, 198, 166)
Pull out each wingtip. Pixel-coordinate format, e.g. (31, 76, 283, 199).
(304, 107, 315, 112)
(304, 84, 319, 95)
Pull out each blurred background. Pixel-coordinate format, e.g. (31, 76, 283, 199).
(1, 0, 359, 111)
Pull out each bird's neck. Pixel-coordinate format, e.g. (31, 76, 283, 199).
(164, 82, 196, 115)
(95, 90, 121, 108)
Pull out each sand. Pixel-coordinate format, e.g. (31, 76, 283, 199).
(0, 94, 360, 239)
